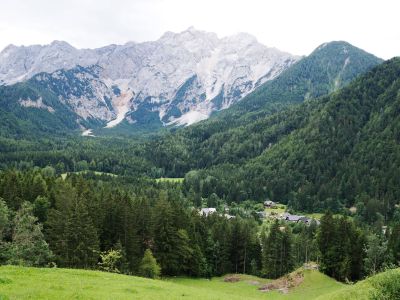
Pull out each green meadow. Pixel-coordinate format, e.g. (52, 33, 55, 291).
(1, 265, 398, 299)
(155, 177, 185, 183)
(0, 266, 344, 300)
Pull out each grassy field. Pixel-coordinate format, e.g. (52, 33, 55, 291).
(170, 270, 344, 300)
(265, 204, 287, 215)
(155, 177, 184, 183)
(0, 266, 346, 300)
(265, 204, 324, 221)
(61, 171, 118, 180)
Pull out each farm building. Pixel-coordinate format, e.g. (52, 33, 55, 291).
(200, 208, 217, 217)
(264, 200, 276, 208)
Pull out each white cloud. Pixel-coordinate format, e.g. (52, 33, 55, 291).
(0, 0, 398, 59)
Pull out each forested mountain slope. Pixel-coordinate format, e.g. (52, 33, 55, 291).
(180, 58, 400, 215)
(0, 65, 118, 138)
(146, 42, 383, 174)
(192, 41, 382, 130)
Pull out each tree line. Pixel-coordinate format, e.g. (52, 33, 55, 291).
(0, 168, 400, 282)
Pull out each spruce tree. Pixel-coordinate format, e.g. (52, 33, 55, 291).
(139, 249, 161, 279)
(152, 197, 178, 275)
(8, 202, 53, 266)
(388, 224, 400, 265)
(262, 220, 293, 278)
(317, 212, 338, 277)
(0, 198, 9, 240)
(65, 199, 99, 268)
(46, 181, 99, 269)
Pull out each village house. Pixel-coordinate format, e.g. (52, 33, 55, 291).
(285, 214, 305, 222)
(199, 208, 235, 219)
(281, 213, 318, 225)
(200, 208, 217, 217)
(264, 200, 276, 208)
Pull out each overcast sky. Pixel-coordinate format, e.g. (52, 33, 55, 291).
(0, 0, 399, 59)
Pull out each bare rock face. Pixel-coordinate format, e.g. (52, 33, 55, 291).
(0, 28, 299, 128)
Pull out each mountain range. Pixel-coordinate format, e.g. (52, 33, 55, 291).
(1, 29, 399, 216)
(0, 27, 298, 134)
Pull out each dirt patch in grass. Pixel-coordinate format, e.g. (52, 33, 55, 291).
(246, 280, 260, 286)
(259, 270, 304, 293)
(223, 275, 241, 283)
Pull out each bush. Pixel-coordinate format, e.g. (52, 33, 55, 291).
(370, 269, 400, 300)
(98, 249, 122, 273)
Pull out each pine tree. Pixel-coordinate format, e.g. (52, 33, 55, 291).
(209, 217, 232, 275)
(65, 199, 99, 268)
(262, 220, 293, 278)
(33, 196, 50, 223)
(152, 197, 178, 275)
(8, 202, 53, 266)
(388, 224, 400, 265)
(317, 213, 366, 281)
(46, 181, 99, 269)
(175, 229, 194, 274)
(30, 173, 48, 202)
(132, 197, 153, 259)
(139, 249, 161, 279)
(152, 195, 195, 275)
(0, 198, 9, 240)
(317, 212, 339, 278)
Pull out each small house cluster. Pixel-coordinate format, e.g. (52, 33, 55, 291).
(261, 199, 320, 225)
(199, 208, 234, 219)
(282, 213, 319, 225)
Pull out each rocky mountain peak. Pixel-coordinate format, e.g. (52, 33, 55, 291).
(0, 28, 299, 129)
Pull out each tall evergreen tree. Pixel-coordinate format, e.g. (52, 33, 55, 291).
(317, 213, 365, 281)
(152, 196, 179, 275)
(8, 202, 53, 266)
(262, 220, 293, 278)
(0, 198, 9, 241)
(388, 224, 400, 265)
(65, 199, 99, 268)
(46, 181, 99, 269)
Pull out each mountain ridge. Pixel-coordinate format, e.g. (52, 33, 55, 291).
(0, 27, 298, 129)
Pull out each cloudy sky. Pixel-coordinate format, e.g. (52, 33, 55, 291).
(0, 0, 399, 59)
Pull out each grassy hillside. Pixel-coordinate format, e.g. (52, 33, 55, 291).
(317, 268, 400, 300)
(0, 266, 344, 300)
(171, 270, 344, 300)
